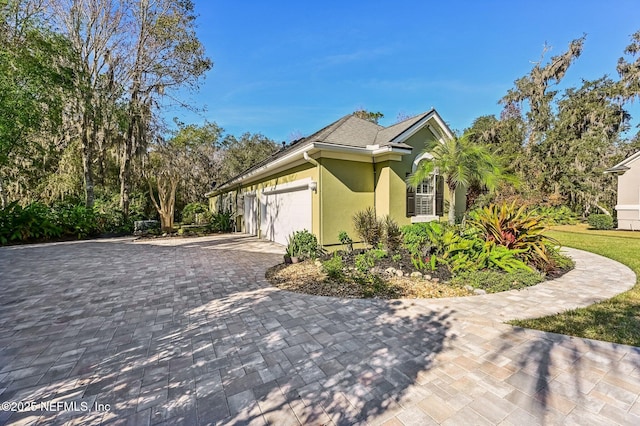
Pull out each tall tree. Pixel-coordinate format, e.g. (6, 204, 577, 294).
(617, 30, 640, 102)
(119, 0, 212, 217)
(539, 77, 629, 214)
(353, 109, 384, 124)
(147, 121, 221, 231)
(0, 0, 73, 206)
(49, 0, 126, 208)
(219, 133, 279, 181)
(169, 121, 223, 203)
(501, 36, 585, 147)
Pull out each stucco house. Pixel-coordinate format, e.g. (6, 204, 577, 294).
(206, 109, 464, 248)
(606, 150, 640, 230)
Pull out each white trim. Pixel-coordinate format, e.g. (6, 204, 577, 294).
(207, 142, 412, 196)
(428, 124, 444, 143)
(412, 152, 434, 172)
(411, 215, 439, 223)
(391, 110, 455, 144)
(608, 151, 640, 172)
(615, 204, 640, 210)
(262, 178, 314, 195)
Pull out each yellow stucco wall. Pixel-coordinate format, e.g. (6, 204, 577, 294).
(319, 158, 374, 246)
(374, 161, 391, 217)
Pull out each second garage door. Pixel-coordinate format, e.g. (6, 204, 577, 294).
(260, 180, 313, 246)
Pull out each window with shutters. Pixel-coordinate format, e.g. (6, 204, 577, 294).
(415, 176, 436, 216)
(406, 170, 444, 220)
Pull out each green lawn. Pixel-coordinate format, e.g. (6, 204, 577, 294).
(510, 225, 640, 347)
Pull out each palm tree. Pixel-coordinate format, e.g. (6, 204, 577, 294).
(409, 135, 510, 224)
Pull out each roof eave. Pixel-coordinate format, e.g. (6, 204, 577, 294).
(608, 150, 640, 172)
(206, 142, 412, 196)
(604, 165, 630, 175)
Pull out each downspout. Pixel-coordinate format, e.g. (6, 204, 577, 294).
(303, 152, 322, 246)
(372, 155, 377, 216)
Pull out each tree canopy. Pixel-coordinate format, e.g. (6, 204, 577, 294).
(466, 33, 640, 216)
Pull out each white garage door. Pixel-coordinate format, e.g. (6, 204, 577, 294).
(244, 194, 258, 235)
(260, 180, 313, 246)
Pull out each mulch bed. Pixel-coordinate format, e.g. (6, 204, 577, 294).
(266, 258, 472, 299)
(266, 248, 575, 300)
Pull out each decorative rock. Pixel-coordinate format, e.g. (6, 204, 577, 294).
(424, 275, 432, 280)
(385, 267, 397, 275)
(473, 289, 487, 295)
(432, 277, 440, 283)
(395, 270, 404, 277)
(464, 285, 474, 292)
(410, 272, 422, 278)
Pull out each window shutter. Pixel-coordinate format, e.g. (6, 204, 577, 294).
(406, 186, 415, 217)
(435, 176, 444, 217)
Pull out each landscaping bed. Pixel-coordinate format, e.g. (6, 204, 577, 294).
(268, 203, 575, 300)
(266, 248, 573, 299)
(266, 253, 468, 299)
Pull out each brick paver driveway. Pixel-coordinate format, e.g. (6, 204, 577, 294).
(0, 234, 639, 425)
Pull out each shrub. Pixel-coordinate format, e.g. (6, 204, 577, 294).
(93, 193, 147, 235)
(401, 221, 448, 269)
(323, 253, 344, 278)
(469, 202, 556, 270)
(354, 248, 386, 273)
(587, 214, 614, 230)
(535, 205, 578, 226)
(291, 229, 319, 259)
(338, 231, 353, 252)
(450, 270, 545, 293)
(0, 202, 62, 244)
(182, 202, 209, 225)
(353, 207, 381, 247)
(0, 201, 110, 244)
(211, 209, 234, 232)
(381, 215, 402, 253)
(53, 202, 101, 238)
(548, 247, 575, 270)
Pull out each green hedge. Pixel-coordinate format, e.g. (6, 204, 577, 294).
(0, 201, 135, 245)
(587, 214, 614, 230)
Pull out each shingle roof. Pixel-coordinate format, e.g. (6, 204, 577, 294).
(374, 111, 432, 145)
(210, 109, 442, 192)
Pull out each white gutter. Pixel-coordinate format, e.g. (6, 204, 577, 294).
(207, 143, 312, 196)
(208, 142, 411, 196)
(303, 151, 318, 166)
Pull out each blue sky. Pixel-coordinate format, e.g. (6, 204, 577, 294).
(166, 0, 640, 142)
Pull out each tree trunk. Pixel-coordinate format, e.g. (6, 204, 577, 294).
(81, 113, 95, 208)
(448, 183, 456, 225)
(119, 135, 132, 217)
(595, 203, 611, 216)
(120, 95, 138, 219)
(148, 176, 177, 232)
(0, 176, 6, 208)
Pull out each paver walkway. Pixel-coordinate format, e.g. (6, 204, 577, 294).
(0, 234, 638, 425)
